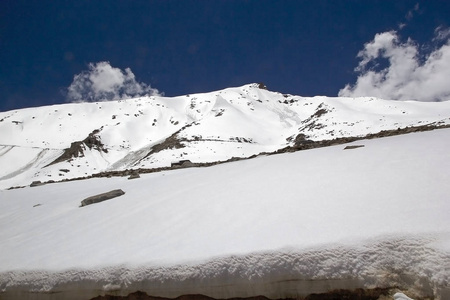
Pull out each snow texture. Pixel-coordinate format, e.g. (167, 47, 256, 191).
(1, 128, 450, 299)
(1, 83, 450, 189)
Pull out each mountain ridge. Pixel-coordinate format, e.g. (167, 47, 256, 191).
(1, 83, 450, 189)
(2, 128, 450, 299)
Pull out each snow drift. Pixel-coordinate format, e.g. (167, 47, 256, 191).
(1, 128, 450, 299)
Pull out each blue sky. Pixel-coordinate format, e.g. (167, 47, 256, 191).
(1, 1, 450, 111)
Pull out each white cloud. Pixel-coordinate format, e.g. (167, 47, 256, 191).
(339, 30, 450, 102)
(398, 23, 407, 30)
(397, 3, 420, 30)
(67, 62, 161, 102)
(434, 26, 450, 42)
(406, 3, 419, 21)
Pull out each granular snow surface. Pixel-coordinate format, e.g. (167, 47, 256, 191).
(1, 128, 449, 299)
(1, 84, 450, 190)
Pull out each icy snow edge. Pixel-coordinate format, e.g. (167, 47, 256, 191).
(1, 234, 449, 299)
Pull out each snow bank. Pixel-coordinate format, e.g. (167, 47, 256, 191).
(1, 235, 448, 299)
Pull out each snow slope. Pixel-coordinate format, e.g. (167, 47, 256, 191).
(1, 83, 450, 189)
(1, 129, 449, 299)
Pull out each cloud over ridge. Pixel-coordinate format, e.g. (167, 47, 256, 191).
(67, 62, 161, 102)
(339, 28, 450, 102)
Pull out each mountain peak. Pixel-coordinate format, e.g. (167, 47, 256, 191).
(1, 85, 450, 189)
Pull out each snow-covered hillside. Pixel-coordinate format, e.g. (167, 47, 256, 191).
(1, 84, 450, 299)
(1, 83, 450, 190)
(1, 128, 450, 300)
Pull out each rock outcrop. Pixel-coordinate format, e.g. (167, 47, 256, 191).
(80, 189, 125, 207)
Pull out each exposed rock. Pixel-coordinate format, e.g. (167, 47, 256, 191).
(144, 131, 187, 159)
(91, 293, 274, 300)
(312, 108, 328, 118)
(7, 185, 26, 190)
(171, 160, 194, 168)
(30, 180, 44, 187)
(293, 133, 315, 147)
(18, 124, 450, 189)
(128, 173, 140, 180)
(278, 124, 450, 155)
(344, 145, 365, 150)
(304, 288, 392, 299)
(257, 82, 267, 90)
(80, 189, 125, 207)
(90, 288, 392, 300)
(46, 129, 108, 167)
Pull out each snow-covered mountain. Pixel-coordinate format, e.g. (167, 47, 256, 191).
(1, 84, 450, 300)
(1, 83, 450, 190)
(1, 128, 449, 300)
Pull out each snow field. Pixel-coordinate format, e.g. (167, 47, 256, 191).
(1, 129, 449, 299)
(2, 84, 450, 189)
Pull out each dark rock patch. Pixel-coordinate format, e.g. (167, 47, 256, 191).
(278, 124, 450, 154)
(80, 189, 125, 207)
(215, 109, 225, 117)
(92, 294, 273, 300)
(128, 173, 140, 180)
(257, 82, 267, 90)
(171, 160, 194, 168)
(90, 288, 392, 300)
(30, 180, 44, 187)
(15, 123, 450, 190)
(298, 107, 330, 132)
(304, 287, 392, 300)
(312, 108, 328, 119)
(144, 131, 187, 158)
(45, 129, 108, 167)
(344, 145, 365, 150)
(293, 134, 315, 148)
